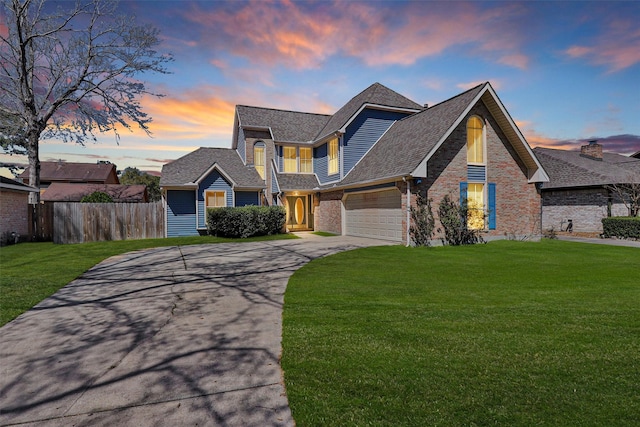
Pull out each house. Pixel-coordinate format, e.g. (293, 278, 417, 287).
(0, 176, 38, 244)
(534, 142, 640, 234)
(41, 183, 148, 202)
(161, 82, 549, 243)
(18, 161, 119, 191)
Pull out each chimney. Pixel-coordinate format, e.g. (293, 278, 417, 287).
(580, 140, 602, 160)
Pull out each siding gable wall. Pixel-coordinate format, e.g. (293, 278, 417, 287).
(237, 127, 246, 163)
(343, 109, 410, 176)
(197, 170, 233, 228)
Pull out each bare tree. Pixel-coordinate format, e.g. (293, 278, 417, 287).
(606, 179, 640, 217)
(0, 0, 172, 209)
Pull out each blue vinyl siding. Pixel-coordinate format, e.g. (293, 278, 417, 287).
(237, 127, 246, 163)
(271, 167, 280, 193)
(166, 190, 198, 237)
(467, 165, 486, 181)
(236, 191, 259, 206)
(314, 143, 330, 185)
(343, 109, 408, 175)
(488, 182, 496, 230)
(197, 170, 233, 228)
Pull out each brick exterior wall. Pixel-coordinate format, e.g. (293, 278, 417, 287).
(541, 187, 627, 233)
(315, 190, 343, 235)
(412, 102, 542, 242)
(0, 190, 30, 237)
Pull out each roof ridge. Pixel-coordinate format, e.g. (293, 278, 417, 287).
(423, 82, 487, 111)
(236, 104, 330, 117)
(536, 149, 614, 183)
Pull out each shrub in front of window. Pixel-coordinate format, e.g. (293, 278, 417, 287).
(601, 217, 640, 239)
(80, 191, 114, 203)
(437, 194, 484, 246)
(207, 205, 286, 238)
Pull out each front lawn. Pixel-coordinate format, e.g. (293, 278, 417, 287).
(0, 233, 296, 326)
(282, 240, 640, 426)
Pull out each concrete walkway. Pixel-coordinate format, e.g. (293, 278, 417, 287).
(0, 236, 393, 427)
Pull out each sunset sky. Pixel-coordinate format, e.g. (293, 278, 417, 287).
(2, 0, 639, 177)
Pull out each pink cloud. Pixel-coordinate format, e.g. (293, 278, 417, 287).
(181, 0, 531, 70)
(564, 19, 640, 72)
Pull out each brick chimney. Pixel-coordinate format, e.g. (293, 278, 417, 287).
(580, 140, 603, 160)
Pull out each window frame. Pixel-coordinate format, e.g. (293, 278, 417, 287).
(466, 182, 485, 230)
(467, 116, 485, 165)
(283, 146, 297, 173)
(205, 190, 227, 208)
(254, 143, 265, 179)
(328, 138, 339, 175)
(298, 146, 313, 173)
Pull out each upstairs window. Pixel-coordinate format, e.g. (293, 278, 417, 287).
(328, 138, 339, 175)
(467, 116, 484, 164)
(254, 144, 265, 179)
(300, 147, 312, 173)
(284, 146, 297, 173)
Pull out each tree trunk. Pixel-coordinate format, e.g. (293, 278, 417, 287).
(27, 129, 41, 239)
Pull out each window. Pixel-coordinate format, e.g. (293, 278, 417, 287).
(328, 138, 339, 175)
(254, 144, 265, 179)
(467, 183, 485, 230)
(205, 190, 226, 208)
(467, 116, 484, 164)
(300, 147, 312, 173)
(284, 146, 297, 173)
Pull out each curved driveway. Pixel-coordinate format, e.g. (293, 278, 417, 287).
(0, 236, 392, 427)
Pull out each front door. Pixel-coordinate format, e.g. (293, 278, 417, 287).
(286, 194, 314, 231)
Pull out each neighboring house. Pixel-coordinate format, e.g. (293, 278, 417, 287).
(0, 176, 38, 243)
(534, 142, 640, 233)
(41, 183, 148, 202)
(161, 82, 549, 243)
(632, 151, 640, 159)
(19, 161, 119, 191)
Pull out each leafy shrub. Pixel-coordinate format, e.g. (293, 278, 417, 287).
(437, 194, 484, 245)
(602, 217, 640, 239)
(80, 191, 113, 203)
(410, 193, 435, 246)
(207, 205, 286, 238)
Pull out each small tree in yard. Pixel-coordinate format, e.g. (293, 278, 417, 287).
(437, 194, 484, 245)
(410, 193, 435, 246)
(606, 180, 640, 217)
(81, 191, 113, 203)
(0, 0, 172, 230)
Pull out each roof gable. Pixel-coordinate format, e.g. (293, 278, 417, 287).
(341, 82, 548, 187)
(0, 176, 38, 192)
(160, 147, 265, 189)
(314, 82, 422, 143)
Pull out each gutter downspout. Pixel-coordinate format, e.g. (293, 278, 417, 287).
(404, 176, 411, 247)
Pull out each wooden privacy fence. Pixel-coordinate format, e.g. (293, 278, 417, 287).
(53, 202, 164, 244)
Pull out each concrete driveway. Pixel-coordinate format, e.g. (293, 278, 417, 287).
(0, 236, 393, 426)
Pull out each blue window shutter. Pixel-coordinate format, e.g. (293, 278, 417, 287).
(459, 182, 468, 207)
(488, 182, 496, 230)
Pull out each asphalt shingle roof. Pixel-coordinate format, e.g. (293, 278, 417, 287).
(340, 83, 485, 186)
(236, 105, 329, 143)
(315, 82, 423, 142)
(19, 161, 117, 183)
(41, 183, 147, 202)
(274, 173, 320, 191)
(161, 148, 265, 188)
(533, 147, 640, 189)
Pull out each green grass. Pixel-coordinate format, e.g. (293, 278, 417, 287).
(311, 231, 338, 237)
(282, 240, 640, 426)
(0, 233, 296, 326)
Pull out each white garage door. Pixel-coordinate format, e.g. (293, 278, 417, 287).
(344, 189, 403, 242)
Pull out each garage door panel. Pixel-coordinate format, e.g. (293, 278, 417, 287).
(345, 189, 403, 242)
